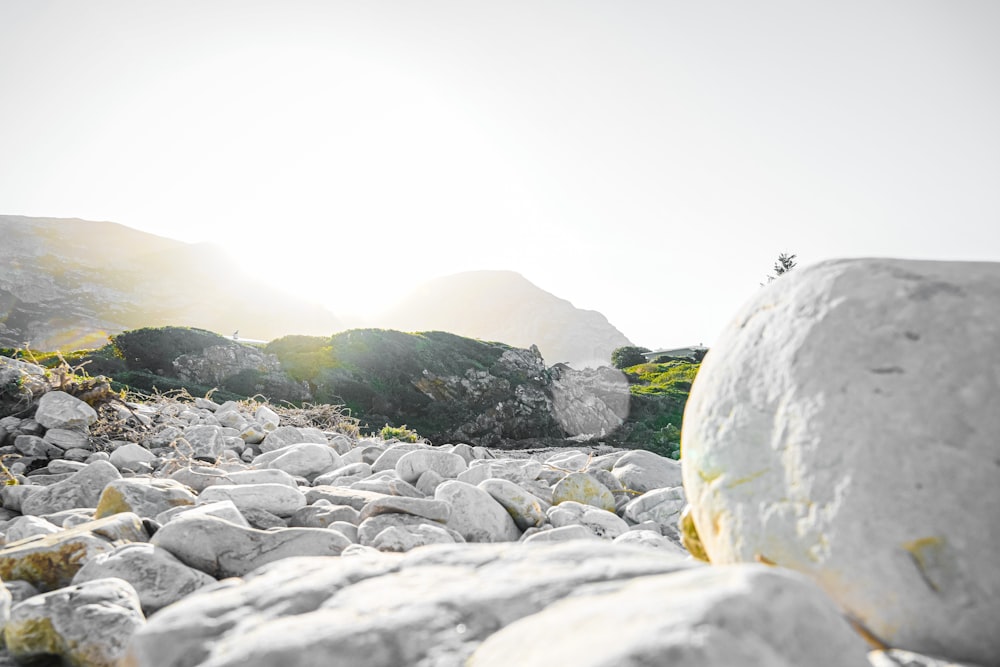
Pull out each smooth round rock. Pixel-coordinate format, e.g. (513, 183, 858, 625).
(682, 258, 1000, 664)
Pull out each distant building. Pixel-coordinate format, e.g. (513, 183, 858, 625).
(641, 345, 708, 362)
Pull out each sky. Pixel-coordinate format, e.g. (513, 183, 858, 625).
(2, 1, 999, 350)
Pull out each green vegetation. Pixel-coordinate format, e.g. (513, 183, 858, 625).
(265, 328, 533, 438)
(763, 252, 797, 285)
(611, 345, 650, 370)
(379, 424, 423, 443)
(111, 326, 234, 374)
(617, 359, 701, 460)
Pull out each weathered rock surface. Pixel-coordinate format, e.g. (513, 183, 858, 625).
(0, 513, 148, 591)
(4, 577, 144, 667)
(434, 480, 521, 543)
(94, 477, 197, 519)
(33, 391, 98, 431)
(20, 460, 121, 516)
(72, 542, 216, 614)
(198, 483, 306, 518)
(124, 541, 693, 667)
(150, 515, 352, 578)
(682, 258, 1000, 665)
(469, 563, 871, 667)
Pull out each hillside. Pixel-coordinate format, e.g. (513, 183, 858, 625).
(373, 270, 632, 369)
(0, 215, 343, 349)
(7, 326, 696, 454)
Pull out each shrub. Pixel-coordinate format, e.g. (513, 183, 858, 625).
(611, 345, 651, 369)
(378, 424, 422, 443)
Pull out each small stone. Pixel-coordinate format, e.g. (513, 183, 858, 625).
(252, 442, 340, 479)
(258, 426, 306, 453)
(414, 469, 446, 495)
(241, 508, 287, 530)
(222, 468, 299, 487)
(370, 523, 460, 552)
(72, 542, 216, 614)
(551, 472, 616, 512)
(33, 391, 98, 431)
(305, 486, 388, 510)
(623, 486, 686, 526)
(94, 478, 198, 520)
(522, 524, 598, 543)
(168, 465, 229, 492)
(359, 496, 451, 523)
(151, 515, 352, 578)
(13, 434, 63, 459)
(2, 515, 62, 542)
(46, 459, 88, 475)
(435, 480, 521, 543)
(0, 513, 149, 591)
(611, 449, 682, 494)
(156, 500, 250, 528)
(289, 504, 360, 528)
(109, 442, 157, 470)
(20, 460, 121, 516)
(357, 513, 464, 547)
(183, 425, 227, 462)
(254, 405, 280, 429)
(613, 529, 689, 556)
(199, 483, 306, 518)
(371, 444, 428, 473)
(478, 478, 548, 531)
(312, 462, 372, 487)
(395, 449, 467, 484)
(42, 428, 91, 451)
(547, 500, 629, 539)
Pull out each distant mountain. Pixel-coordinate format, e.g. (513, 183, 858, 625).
(0, 215, 342, 350)
(373, 270, 632, 368)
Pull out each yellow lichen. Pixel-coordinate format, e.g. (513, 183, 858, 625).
(901, 536, 947, 593)
(94, 485, 130, 519)
(5, 615, 63, 659)
(679, 505, 710, 563)
(0, 539, 95, 591)
(724, 468, 769, 489)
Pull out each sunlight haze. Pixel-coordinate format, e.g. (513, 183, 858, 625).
(2, 1, 998, 349)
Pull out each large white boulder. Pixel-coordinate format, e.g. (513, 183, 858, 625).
(681, 258, 1000, 665)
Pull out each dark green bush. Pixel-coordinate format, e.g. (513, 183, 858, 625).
(611, 345, 650, 369)
(111, 327, 233, 374)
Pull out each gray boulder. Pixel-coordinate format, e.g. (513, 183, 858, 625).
(4, 577, 145, 667)
(682, 258, 1000, 665)
(150, 514, 352, 578)
(434, 480, 521, 543)
(33, 390, 98, 431)
(20, 460, 121, 516)
(72, 542, 216, 614)
(469, 564, 870, 667)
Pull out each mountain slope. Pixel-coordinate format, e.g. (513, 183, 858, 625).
(0, 215, 342, 349)
(373, 270, 632, 368)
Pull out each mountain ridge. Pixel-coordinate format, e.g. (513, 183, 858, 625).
(1, 216, 632, 367)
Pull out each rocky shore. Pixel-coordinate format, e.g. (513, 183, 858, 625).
(0, 379, 969, 666)
(0, 257, 994, 666)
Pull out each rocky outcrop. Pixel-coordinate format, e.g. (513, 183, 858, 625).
(548, 363, 631, 438)
(682, 258, 1000, 666)
(173, 344, 311, 403)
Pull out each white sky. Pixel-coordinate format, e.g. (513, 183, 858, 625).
(2, 1, 998, 349)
